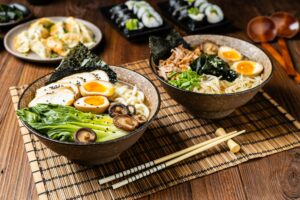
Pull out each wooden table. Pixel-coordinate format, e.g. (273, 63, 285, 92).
(1, 0, 300, 199)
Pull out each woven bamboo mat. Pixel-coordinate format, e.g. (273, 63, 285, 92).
(10, 59, 300, 200)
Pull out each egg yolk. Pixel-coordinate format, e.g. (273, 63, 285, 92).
(84, 96, 105, 106)
(84, 82, 107, 92)
(236, 61, 254, 75)
(223, 51, 240, 60)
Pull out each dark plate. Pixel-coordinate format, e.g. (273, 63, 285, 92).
(99, 4, 172, 41)
(0, 3, 33, 28)
(157, 1, 231, 34)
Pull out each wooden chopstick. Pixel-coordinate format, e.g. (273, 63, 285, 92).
(261, 42, 287, 70)
(99, 130, 239, 185)
(111, 130, 245, 189)
(277, 38, 297, 76)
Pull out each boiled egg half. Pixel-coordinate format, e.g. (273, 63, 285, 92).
(218, 46, 243, 62)
(231, 60, 263, 76)
(80, 80, 115, 97)
(74, 96, 109, 114)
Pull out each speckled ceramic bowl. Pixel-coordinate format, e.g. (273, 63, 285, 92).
(150, 35, 273, 119)
(18, 66, 160, 165)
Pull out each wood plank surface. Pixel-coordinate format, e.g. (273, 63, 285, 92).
(0, 0, 300, 199)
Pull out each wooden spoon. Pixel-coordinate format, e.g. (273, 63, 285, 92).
(271, 12, 300, 80)
(247, 16, 286, 69)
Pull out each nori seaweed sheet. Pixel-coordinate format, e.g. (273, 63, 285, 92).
(149, 30, 190, 64)
(47, 43, 117, 84)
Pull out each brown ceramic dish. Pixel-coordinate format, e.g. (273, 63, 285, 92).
(150, 35, 273, 119)
(18, 66, 161, 165)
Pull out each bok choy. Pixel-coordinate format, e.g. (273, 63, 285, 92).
(17, 104, 128, 142)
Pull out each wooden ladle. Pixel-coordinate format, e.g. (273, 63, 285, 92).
(270, 12, 300, 79)
(247, 14, 300, 83)
(247, 16, 286, 69)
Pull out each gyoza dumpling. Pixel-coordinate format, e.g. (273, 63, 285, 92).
(62, 33, 82, 48)
(27, 18, 54, 40)
(28, 24, 49, 40)
(30, 39, 51, 58)
(14, 31, 30, 53)
(45, 36, 68, 56)
(64, 17, 81, 34)
(78, 22, 94, 44)
(50, 21, 65, 38)
(35, 18, 54, 28)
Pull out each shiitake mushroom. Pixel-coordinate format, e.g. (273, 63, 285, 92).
(74, 128, 96, 144)
(126, 104, 136, 116)
(113, 115, 139, 131)
(108, 103, 129, 117)
(133, 114, 147, 124)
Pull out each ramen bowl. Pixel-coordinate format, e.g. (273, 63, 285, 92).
(18, 66, 160, 165)
(150, 35, 273, 119)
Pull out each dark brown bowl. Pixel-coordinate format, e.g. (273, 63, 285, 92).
(18, 66, 161, 165)
(150, 35, 273, 119)
(0, 3, 33, 28)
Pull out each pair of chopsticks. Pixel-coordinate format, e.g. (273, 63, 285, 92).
(99, 129, 245, 189)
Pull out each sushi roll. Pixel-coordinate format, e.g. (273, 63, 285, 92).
(205, 4, 224, 23)
(169, 0, 178, 8)
(171, 0, 188, 11)
(110, 4, 128, 14)
(116, 13, 135, 27)
(125, 0, 136, 10)
(137, 6, 156, 19)
(133, 1, 150, 14)
(173, 6, 189, 21)
(194, 0, 207, 7)
(141, 11, 163, 28)
(110, 7, 130, 21)
(188, 7, 205, 21)
(198, 2, 211, 12)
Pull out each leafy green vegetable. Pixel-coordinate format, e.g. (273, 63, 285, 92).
(47, 43, 117, 84)
(125, 18, 139, 31)
(188, 7, 200, 15)
(149, 30, 190, 64)
(190, 54, 238, 82)
(17, 104, 128, 142)
(168, 70, 201, 91)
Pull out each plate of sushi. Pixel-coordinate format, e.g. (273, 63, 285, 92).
(17, 43, 160, 165)
(4, 16, 102, 63)
(157, 0, 230, 33)
(100, 0, 172, 41)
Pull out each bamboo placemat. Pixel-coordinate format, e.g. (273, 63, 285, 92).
(10, 59, 300, 200)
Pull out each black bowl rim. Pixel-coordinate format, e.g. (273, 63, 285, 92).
(0, 3, 33, 27)
(149, 34, 274, 97)
(17, 66, 161, 146)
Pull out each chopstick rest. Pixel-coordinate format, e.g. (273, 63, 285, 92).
(215, 128, 240, 153)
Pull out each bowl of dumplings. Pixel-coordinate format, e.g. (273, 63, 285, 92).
(4, 16, 102, 63)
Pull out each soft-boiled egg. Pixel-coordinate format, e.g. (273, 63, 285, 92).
(29, 88, 75, 107)
(231, 60, 263, 76)
(74, 96, 110, 114)
(80, 80, 115, 97)
(218, 46, 243, 62)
